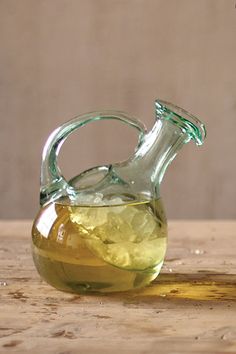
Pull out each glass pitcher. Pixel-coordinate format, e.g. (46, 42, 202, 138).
(32, 100, 206, 294)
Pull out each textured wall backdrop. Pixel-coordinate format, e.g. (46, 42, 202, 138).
(1, 0, 236, 219)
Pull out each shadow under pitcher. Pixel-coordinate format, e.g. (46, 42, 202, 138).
(32, 99, 206, 294)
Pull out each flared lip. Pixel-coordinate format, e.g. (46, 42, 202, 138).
(155, 99, 206, 145)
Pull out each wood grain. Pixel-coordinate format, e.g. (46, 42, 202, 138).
(0, 220, 236, 353)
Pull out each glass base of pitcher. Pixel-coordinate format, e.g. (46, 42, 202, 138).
(32, 250, 163, 294)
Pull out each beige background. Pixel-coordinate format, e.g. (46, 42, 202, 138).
(1, 0, 236, 219)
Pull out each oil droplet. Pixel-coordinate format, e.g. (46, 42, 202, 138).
(0, 281, 8, 286)
(190, 249, 205, 255)
(170, 289, 179, 294)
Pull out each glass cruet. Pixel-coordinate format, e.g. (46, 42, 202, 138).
(32, 99, 206, 293)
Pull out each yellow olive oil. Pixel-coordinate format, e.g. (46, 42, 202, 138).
(32, 198, 167, 293)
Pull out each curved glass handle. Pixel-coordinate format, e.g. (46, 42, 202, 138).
(40, 111, 146, 205)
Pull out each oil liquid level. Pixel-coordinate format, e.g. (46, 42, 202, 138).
(32, 198, 167, 293)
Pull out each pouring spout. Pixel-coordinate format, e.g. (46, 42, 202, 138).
(150, 100, 206, 184)
(155, 100, 206, 146)
(118, 100, 207, 190)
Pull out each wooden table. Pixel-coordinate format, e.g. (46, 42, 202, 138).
(0, 220, 235, 354)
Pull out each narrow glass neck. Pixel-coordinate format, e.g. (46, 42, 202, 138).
(135, 119, 190, 185)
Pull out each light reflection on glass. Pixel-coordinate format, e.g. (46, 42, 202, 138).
(36, 204, 57, 238)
